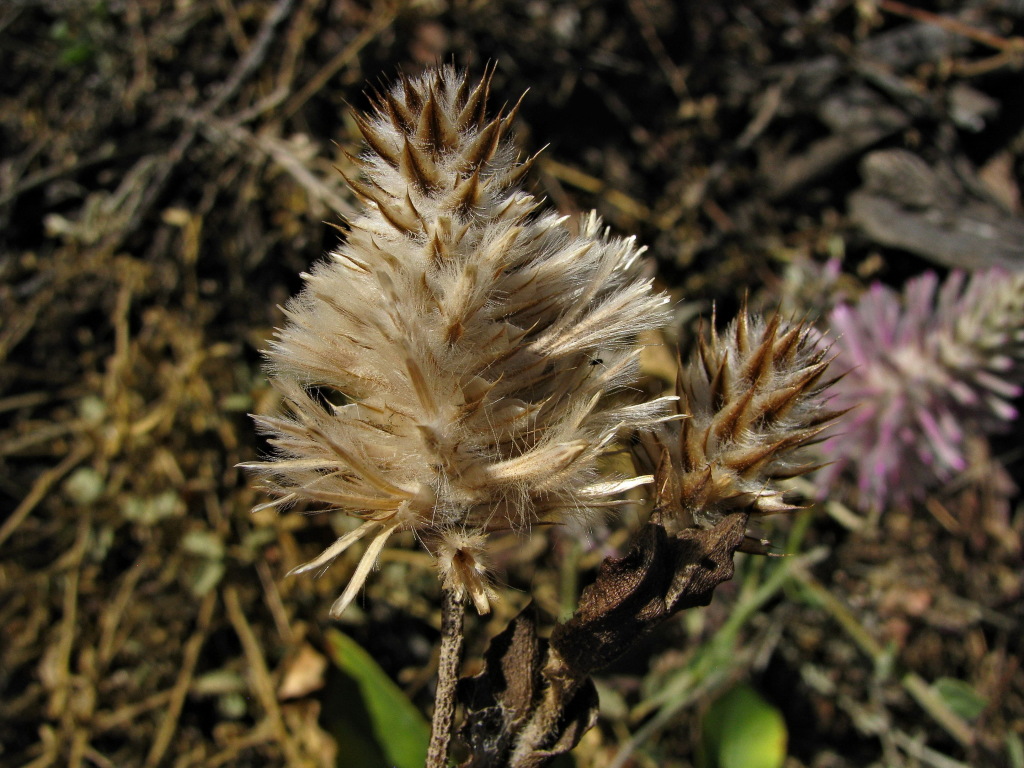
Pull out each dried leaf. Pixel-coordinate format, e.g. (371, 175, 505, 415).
(458, 608, 599, 768)
(458, 515, 749, 767)
(551, 515, 748, 676)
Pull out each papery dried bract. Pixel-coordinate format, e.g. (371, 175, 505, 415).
(244, 66, 672, 616)
(638, 307, 842, 534)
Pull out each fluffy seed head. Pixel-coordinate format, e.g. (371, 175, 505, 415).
(817, 268, 1024, 511)
(244, 66, 672, 616)
(639, 307, 842, 534)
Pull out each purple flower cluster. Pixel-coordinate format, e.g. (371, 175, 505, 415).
(817, 268, 1024, 511)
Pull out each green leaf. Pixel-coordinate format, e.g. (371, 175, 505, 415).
(64, 467, 105, 505)
(188, 559, 225, 597)
(1006, 731, 1024, 768)
(120, 490, 184, 525)
(182, 530, 225, 560)
(932, 677, 987, 721)
(59, 41, 95, 66)
(325, 628, 430, 768)
(701, 683, 787, 768)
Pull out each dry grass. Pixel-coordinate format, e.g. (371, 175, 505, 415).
(2, 1, 1021, 766)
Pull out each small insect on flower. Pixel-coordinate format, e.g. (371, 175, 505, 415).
(243, 65, 674, 617)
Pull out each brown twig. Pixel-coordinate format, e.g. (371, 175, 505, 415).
(101, 0, 297, 255)
(144, 590, 218, 767)
(878, 0, 1024, 53)
(427, 587, 467, 768)
(223, 585, 306, 766)
(279, 2, 401, 121)
(0, 442, 91, 548)
(626, 0, 688, 99)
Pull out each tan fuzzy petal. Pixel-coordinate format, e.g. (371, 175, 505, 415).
(288, 522, 380, 577)
(328, 521, 400, 618)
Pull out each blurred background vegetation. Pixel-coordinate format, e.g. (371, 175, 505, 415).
(2, 1, 1022, 766)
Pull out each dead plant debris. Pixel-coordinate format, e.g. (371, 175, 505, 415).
(2, 1, 1021, 766)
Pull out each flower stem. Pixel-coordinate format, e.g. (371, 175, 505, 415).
(426, 587, 465, 768)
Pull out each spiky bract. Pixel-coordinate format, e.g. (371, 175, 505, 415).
(818, 269, 1024, 511)
(640, 309, 841, 532)
(245, 66, 671, 616)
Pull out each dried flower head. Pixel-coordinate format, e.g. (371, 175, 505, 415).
(638, 307, 842, 535)
(817, 268, 1024, 511)
(244, 66, 672, 616)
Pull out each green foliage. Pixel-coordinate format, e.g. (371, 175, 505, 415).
(49, 2, 108, 68)
(64, 467, 105, 505)
(119, 490, 185, 524)
(1007, 732, 1024, 768)
(181, 529, 226, 597)
(700, 683, 787, 768)
(324, 629, 430, 768)
(932, 677, 988, 721)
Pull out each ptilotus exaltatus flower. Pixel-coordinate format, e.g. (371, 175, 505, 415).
(816, 268, 1024, 511)
(244, 66, 673, 617)
(637, 308, 842, 537)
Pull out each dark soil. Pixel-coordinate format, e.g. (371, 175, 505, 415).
(2, 1, 1022, 766)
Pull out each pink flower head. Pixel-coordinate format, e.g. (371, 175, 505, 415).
(818, 268, 1024, 510)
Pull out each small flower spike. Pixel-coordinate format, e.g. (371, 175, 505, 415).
(639, 306, 843, 537)
(817, 268, 1024, 511)
(244, 66, 673, 616)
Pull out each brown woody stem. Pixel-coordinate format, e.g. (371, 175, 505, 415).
(426, 587, 466, 768)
